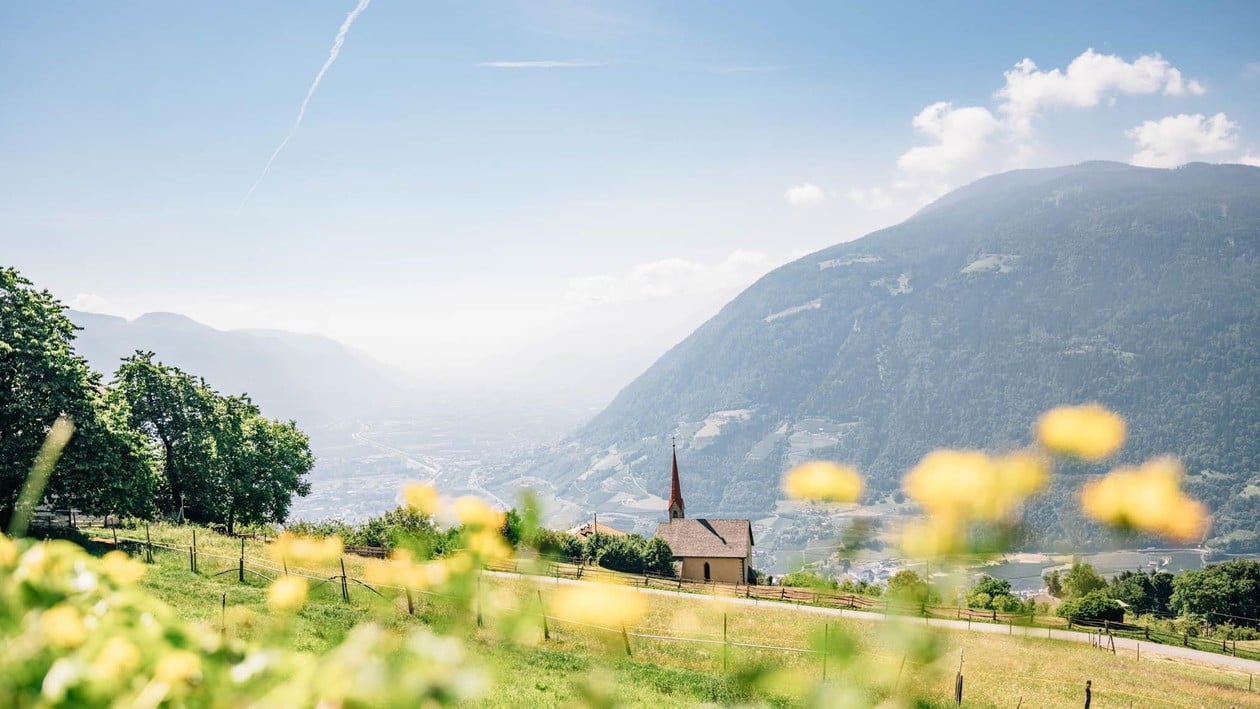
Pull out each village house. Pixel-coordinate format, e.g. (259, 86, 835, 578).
(652, 445, 754, 584)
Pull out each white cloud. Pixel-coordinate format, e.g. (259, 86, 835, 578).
(896, 102, 1000, 177)
(567, 250, 773, 305)
(1236, 153, 1260, 167)
(69, 293, 108, 312)
(998, 49, 1205, 135)
(479, 60, 603, 69)
(784, 183, 825, 206)
(844, 48, 1209, 211)
(1127, 113, 1239, 168)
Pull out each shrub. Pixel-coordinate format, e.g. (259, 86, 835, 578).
(1056, 590, 1124, 623)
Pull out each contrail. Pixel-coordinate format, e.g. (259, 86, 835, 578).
(243, 0, 372, 204)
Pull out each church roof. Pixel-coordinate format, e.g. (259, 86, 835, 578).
(667, 444, 684, 513)
(653, 518, 753, 559)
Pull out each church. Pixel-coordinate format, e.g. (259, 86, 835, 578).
(652, 445, 754, 584)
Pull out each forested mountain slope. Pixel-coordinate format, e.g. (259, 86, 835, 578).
(534, 162, 1260, 552)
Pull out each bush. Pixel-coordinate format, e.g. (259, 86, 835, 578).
(1056, 590, 1124, 623)
(781, 569, 837, 591)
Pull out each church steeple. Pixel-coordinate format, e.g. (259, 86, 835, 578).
(667, 439, 685, 520)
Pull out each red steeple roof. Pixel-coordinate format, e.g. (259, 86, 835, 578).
(667, 441, 685, 519)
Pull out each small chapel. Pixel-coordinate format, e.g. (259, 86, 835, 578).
(652, 444, 754, 584)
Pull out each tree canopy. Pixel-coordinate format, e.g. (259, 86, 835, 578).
(0, 267, 155, 524)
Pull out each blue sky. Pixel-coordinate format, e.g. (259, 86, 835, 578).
(3, 1, 1259, 401)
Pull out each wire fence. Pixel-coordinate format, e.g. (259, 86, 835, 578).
(83, 525, 1260, 706)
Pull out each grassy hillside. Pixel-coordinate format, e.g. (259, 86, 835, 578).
(80, 524, 1260, 707)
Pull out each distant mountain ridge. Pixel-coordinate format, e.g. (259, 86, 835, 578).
(524, 161, 1260, 552)
(69, 310, 408, 427)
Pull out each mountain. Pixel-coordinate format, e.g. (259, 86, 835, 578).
(521, 162, 1260, 555)
(68, 310, 408, 427)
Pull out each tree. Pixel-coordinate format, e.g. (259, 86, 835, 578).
(112, 352, 217, 521)
(1170, 560, 1260, 628)
(644, 537, 674, 577)
(500, 508, 524, 547)
(967, 575, 1019, 611)
(597, 535, 646, 574)
(886, 570, 938, 607)
(1108, 570, 1174, 616)
(1062, 562, 1107, 599)
(0, 268, 155, 524)
(208, 395, 313, 535)
(1057, 590, 1124, 623)
(1044, 569, 1063, 598)
(114, 353, 312, 532)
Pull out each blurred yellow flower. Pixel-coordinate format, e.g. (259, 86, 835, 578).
(1081, 456, 1209, 542)
(41, 605, 86, 648)
(102, 550, 146, 585)
(402, 483, 440, 516)
(467, 529, 512, 562)
(270, 533, 343, 565)
(453, 496, 504, 530)
(93, 636, 141, 679)
(550, 583, 647, 628)
(782, 461, 864, 503)
(0, 535, 16, 567)
(1036, 404, 1126, 460)
(154, 650, 201, 685)
(900, 518, 964, 558)
(903, 449, 1048, 523)
(267, 576, 309, 612)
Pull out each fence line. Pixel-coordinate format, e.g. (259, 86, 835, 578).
(93, 528, 1260, 705)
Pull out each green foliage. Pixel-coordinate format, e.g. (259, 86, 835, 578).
(287, 506, 440, 550)
(886, 570, 938, 606)
(643, 536, 675, 577)
(113, 352, 313, 533)
(1107, 569, 1174, 616)
(1044, 569, 1063, 598)
(1170, 560, 1260, 628)
(1061, 562, 1106, 600)
(500, 508, 524, 547)
(781, 569, 837, 591)
(1056, 590, 1124, 623)
(0, 267, 155, 523)
(966, 575, 1022, 612)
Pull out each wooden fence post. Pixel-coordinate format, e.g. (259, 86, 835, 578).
(220, 593, 227, 638)
(189, 545, 195, 573)
(620, 624, 632, 656)
(340, 558, 350, 602)
(112, 526, 118, 546)
(954, 649, 964, 707)
(822, 623, 828, 680)
(476, 576, 483, 628)
(144, 523, 153, 563)
(538, 590, 549, 640)
(238, 537, 245, 583)
(406, 588, 415, 616)
(723, 613, 729, 672)
(1083, 679, 1091, 709)
(192, 529, 198, 573)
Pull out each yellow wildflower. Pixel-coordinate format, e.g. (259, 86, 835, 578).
(270, 533, 343, 565)
(550, 583, 647, 628)
(0, 535, 16, 567)
(102, 550, 146, 585)
(1081, 456, 1209, 543)
(782, 461, 864, 503)
(1036, 404, 1126, 460)
(402, 483, 440, 516)
(467, 528, 512, 562)
(903, 449, 1047, 522)
(900, 518, 964, 558)
(266, 576, 309, 612)
(41, 605, 86, 648)
(154, 650, 201, 685)
(452, 496, 504, 530)
(93, 636, 141, 679)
